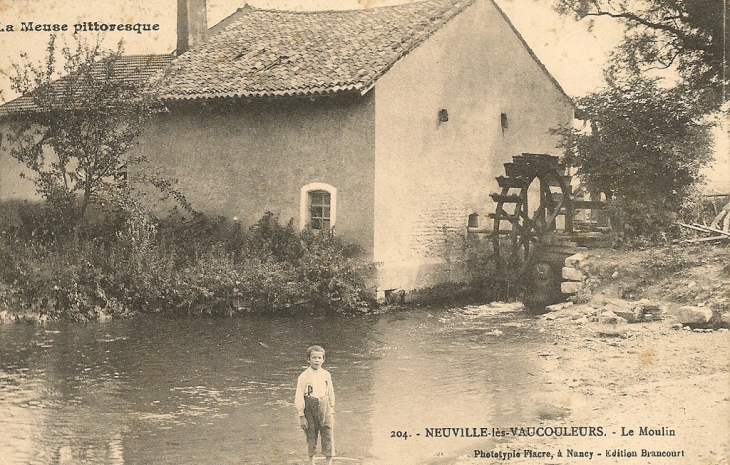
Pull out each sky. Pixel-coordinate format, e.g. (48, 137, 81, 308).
(0, 0, 623, 101)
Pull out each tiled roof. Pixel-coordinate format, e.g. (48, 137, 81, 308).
(1, 0, 571, 110)
(0, 54, 175, 117)
(153, 0, 476, 100)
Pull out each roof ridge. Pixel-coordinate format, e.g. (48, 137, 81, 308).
(231, 1, 451, 15)
(116, 53, 176, 58)
(207, 4, 255, 36)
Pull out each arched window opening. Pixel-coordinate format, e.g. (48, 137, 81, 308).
(300, 183, 337, 231)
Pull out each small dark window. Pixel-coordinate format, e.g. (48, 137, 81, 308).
(309, 190, 331, 230)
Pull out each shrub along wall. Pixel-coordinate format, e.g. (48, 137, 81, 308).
(0, 209, 375, 321)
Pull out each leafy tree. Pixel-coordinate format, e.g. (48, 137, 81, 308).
(557, 76, 714, 238)
(3, 35, 161, 243)
(552, 0, 725, 239)
(555, 0, 729, 110)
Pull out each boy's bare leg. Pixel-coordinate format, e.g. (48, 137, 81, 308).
(309, 456, 316, 465)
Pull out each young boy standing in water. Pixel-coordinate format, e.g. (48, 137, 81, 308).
(295, 345, 335, 465)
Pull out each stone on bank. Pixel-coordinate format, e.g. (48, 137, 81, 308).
(674, 306, 713, 326)
(596, 310, 628, 336)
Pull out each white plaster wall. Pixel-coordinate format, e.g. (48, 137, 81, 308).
(136, 95, 377, 256)
(373, 0, 574, 290)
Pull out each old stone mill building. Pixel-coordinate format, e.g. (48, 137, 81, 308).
(0, 0, 574, 297)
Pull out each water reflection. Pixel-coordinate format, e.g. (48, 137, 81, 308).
(367, 306, 540, 464)
(0, 303, 543, 465)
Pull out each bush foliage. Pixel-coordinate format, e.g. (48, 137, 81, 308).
(0, 209, 375, 320)
(557, 76, 714, 243)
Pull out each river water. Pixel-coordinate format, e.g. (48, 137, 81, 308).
(0, 303, 548, 465)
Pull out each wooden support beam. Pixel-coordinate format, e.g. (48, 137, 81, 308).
(490, 193, 523, 203)
(692, 223, 730, 237)
(681, 236, 730, 244)
(571, 199, 607, 210)
(678, 222, 730, 238)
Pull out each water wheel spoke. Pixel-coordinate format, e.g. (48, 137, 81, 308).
(544, 198, 565, 230)
(539, 181, 551, 225)
(521, 218, 539, 243)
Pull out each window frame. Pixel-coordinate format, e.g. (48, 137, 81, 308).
(299, 183, 337, 231)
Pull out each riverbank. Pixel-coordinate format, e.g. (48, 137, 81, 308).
(0, 211, 375, 321)
(451, 244, 730, 465)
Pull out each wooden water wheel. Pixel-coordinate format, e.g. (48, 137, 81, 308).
(485, 153, 610, 308)
(489, 153, 572, 279)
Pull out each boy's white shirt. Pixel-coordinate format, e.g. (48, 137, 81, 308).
(295, 367, 335, 416)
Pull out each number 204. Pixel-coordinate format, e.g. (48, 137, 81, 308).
(391, 431, 409, 439)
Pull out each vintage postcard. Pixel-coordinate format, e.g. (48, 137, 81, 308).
(0, 0, 728, 464)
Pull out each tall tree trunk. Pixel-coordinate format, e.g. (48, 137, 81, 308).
(73, 188, 91, 247)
